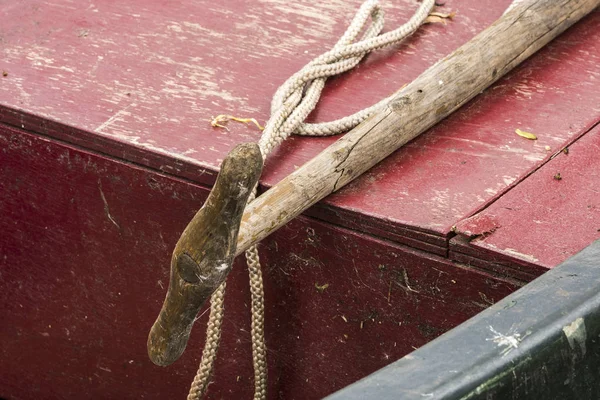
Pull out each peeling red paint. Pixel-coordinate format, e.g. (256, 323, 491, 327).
(1, 1, 599, 398)
(455, 213, 501, 238)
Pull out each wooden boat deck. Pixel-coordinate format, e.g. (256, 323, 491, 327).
(1, 0, 598, 398)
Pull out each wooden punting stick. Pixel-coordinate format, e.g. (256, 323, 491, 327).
(148, 0, 600, 366)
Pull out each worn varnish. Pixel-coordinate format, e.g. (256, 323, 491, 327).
(235, 0, 600, 257)
(1, 1, 599, 253)
(0, 127, 519, 399)
(1, 0, 600, 399)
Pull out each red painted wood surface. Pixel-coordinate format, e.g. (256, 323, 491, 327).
(1, 1, 600, 398)
(451, 122, 600, 275)
(0, 126, 519, 399)
(1, 1, 599, 255)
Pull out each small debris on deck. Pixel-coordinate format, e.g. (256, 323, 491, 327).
(553, 172, 562, 181)
(210, 114, 264, 131)
(515, 128, 537, 140)
(315, 282, 329, 293)
(425, 11, 456, 24)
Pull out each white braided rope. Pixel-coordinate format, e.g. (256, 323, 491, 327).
(259, 0, 435, 156)
(244, 231, 268, 400)
(189, 0, 435, 398)
(187, 284, 226, 400)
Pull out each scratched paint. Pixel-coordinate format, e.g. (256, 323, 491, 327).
(563, 317, 587, 356)
(1, 0, 599, 259)
(486, 325, 529, 357)
(0, 126, 521, 399)
(452, 123, 600, 272)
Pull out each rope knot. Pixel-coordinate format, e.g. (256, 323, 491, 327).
(259, 0, 435, 158)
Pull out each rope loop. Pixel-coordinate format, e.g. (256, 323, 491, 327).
(189, 1, 436, 399)
(260, 0, 435, 157)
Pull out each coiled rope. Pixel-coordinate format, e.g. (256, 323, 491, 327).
(187, 0, 435, 398)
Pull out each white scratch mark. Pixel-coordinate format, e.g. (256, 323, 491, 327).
(523, 153, 545, 163)
(181, 21, 226, 38)
(195, 273, 208, 281)
(237, 181, 249, 198)
(90, 55, 104, 75)
(487, 326, 527, 357)
(98, 180, 120, 229)
(563, 317, 586, 356)
(502, 175, 516, 186)
(217, 263, 230, 272)
(95, 104, 135, 133)
(193, 307, 210, 323)
(484, 187, 498, 196)
(502, 248, 539, 263)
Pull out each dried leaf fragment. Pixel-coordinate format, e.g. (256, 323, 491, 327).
(210, 114, 265, 131)
(515, 128, 537, 140)
(425, 11, 456, 24)
(315, 283, 329, 292)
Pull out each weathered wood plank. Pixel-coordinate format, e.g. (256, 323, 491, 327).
(235, 0, 600, 256)
(1, 1, 599, 254)
(452, 122, 600, 271)
(0, 125, 519, 399)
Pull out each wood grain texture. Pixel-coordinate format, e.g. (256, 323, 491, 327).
(235, 0, 600, 256)
(148, 143, 262, 367)
(2, 1, 599, 254)
(2, 1, 599, 398)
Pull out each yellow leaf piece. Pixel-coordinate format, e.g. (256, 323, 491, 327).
(515, 128, 537, 140)
(315, 283, 329, 292)
(210, 114, 265, 131)
(425, 11, 456, 25)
